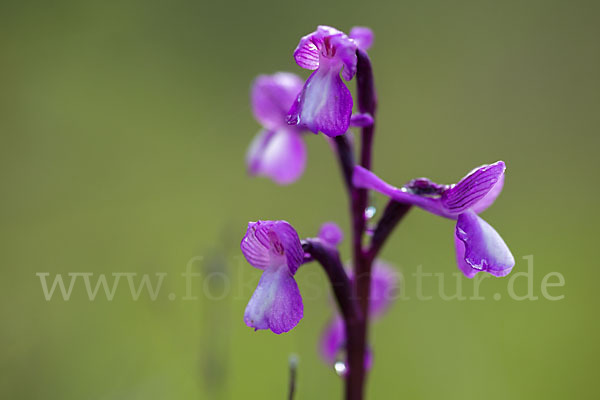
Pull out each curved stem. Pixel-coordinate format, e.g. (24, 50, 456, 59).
(301, 239, 360, 325)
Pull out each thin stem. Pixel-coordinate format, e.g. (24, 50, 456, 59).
(333, 135, 355, 193)
(288, 354, 298, 400)
(345, 48, 377, 400)
(366, 201, 412, 262)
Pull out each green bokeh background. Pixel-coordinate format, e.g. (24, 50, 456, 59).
(1, 0, 598, 398)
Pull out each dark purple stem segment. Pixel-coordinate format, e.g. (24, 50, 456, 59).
(346, 49, 377, 400)
(333, 135, 355, 192)
(367, 201, 412, 262)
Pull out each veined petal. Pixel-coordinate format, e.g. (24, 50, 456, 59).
(441, 161, 505, 214)
(349, 26, 374, 50)
(287, 66, 353, 137)
(472, 173, 505, 214)
(246, 129, 307, 185)
(454, 210, 515, 278)
(251, 73, 304, 130)
(240, 220, 304, 274)
(293, 26, 357, 81)
(244, 264, 303, 334)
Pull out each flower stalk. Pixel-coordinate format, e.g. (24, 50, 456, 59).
(345, 48, 377, 400)
(240, 25, 515, 400)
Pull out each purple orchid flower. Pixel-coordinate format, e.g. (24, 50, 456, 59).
(246, 73, 306, 184)
(321, 260, 399, 370)
(353, 161, 515, 278)
(240, 220, 304, 334)
(287, 26, 360, 137)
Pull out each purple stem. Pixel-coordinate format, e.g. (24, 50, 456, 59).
(333, 135, 355, 192)
(345, 48, 377, 400)
(366, 201, 412, 262)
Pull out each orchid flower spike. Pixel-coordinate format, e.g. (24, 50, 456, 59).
(240, 220, 304, 334)
(287, 26, 361, 137)
(320, 260, 399, 371)
(353, 161, 515, 278)
(246, 73, 307, 184)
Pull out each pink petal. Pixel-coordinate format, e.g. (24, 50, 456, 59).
(246, 129, 307, 185)
(244, 264, 303, 334)
(251, 73, 304, 130)
(287, 66, 353, 137)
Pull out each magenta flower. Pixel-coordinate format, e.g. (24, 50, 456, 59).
(240, 220, 304, 334)
(353, 161, 515, 278)
(287, 26, 359, 137)
(246, 73, 306, 184)
(320, 260, 399, 369)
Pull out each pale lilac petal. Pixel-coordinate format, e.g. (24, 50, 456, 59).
(240, 220, 303, 274)
(369, 261, 399, 318)
(350, 113, 374, 127)
(251, 73, 304, 130)
(471, 173, 505, 214)
(441, 161, 505, 214)
(244, 264, 303, 334)
(246, 129, 307, 185)
(349, 26, 374, 50)
(320, 316, 345, 364)
(287, 66, 353, 137)
(318, 222, 344, 246)
(454, 210, 515, 278)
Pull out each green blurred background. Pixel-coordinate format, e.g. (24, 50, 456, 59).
(1, 0, 598, 398)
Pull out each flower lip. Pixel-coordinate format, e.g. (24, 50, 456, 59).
(454, 210, 515, 278)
